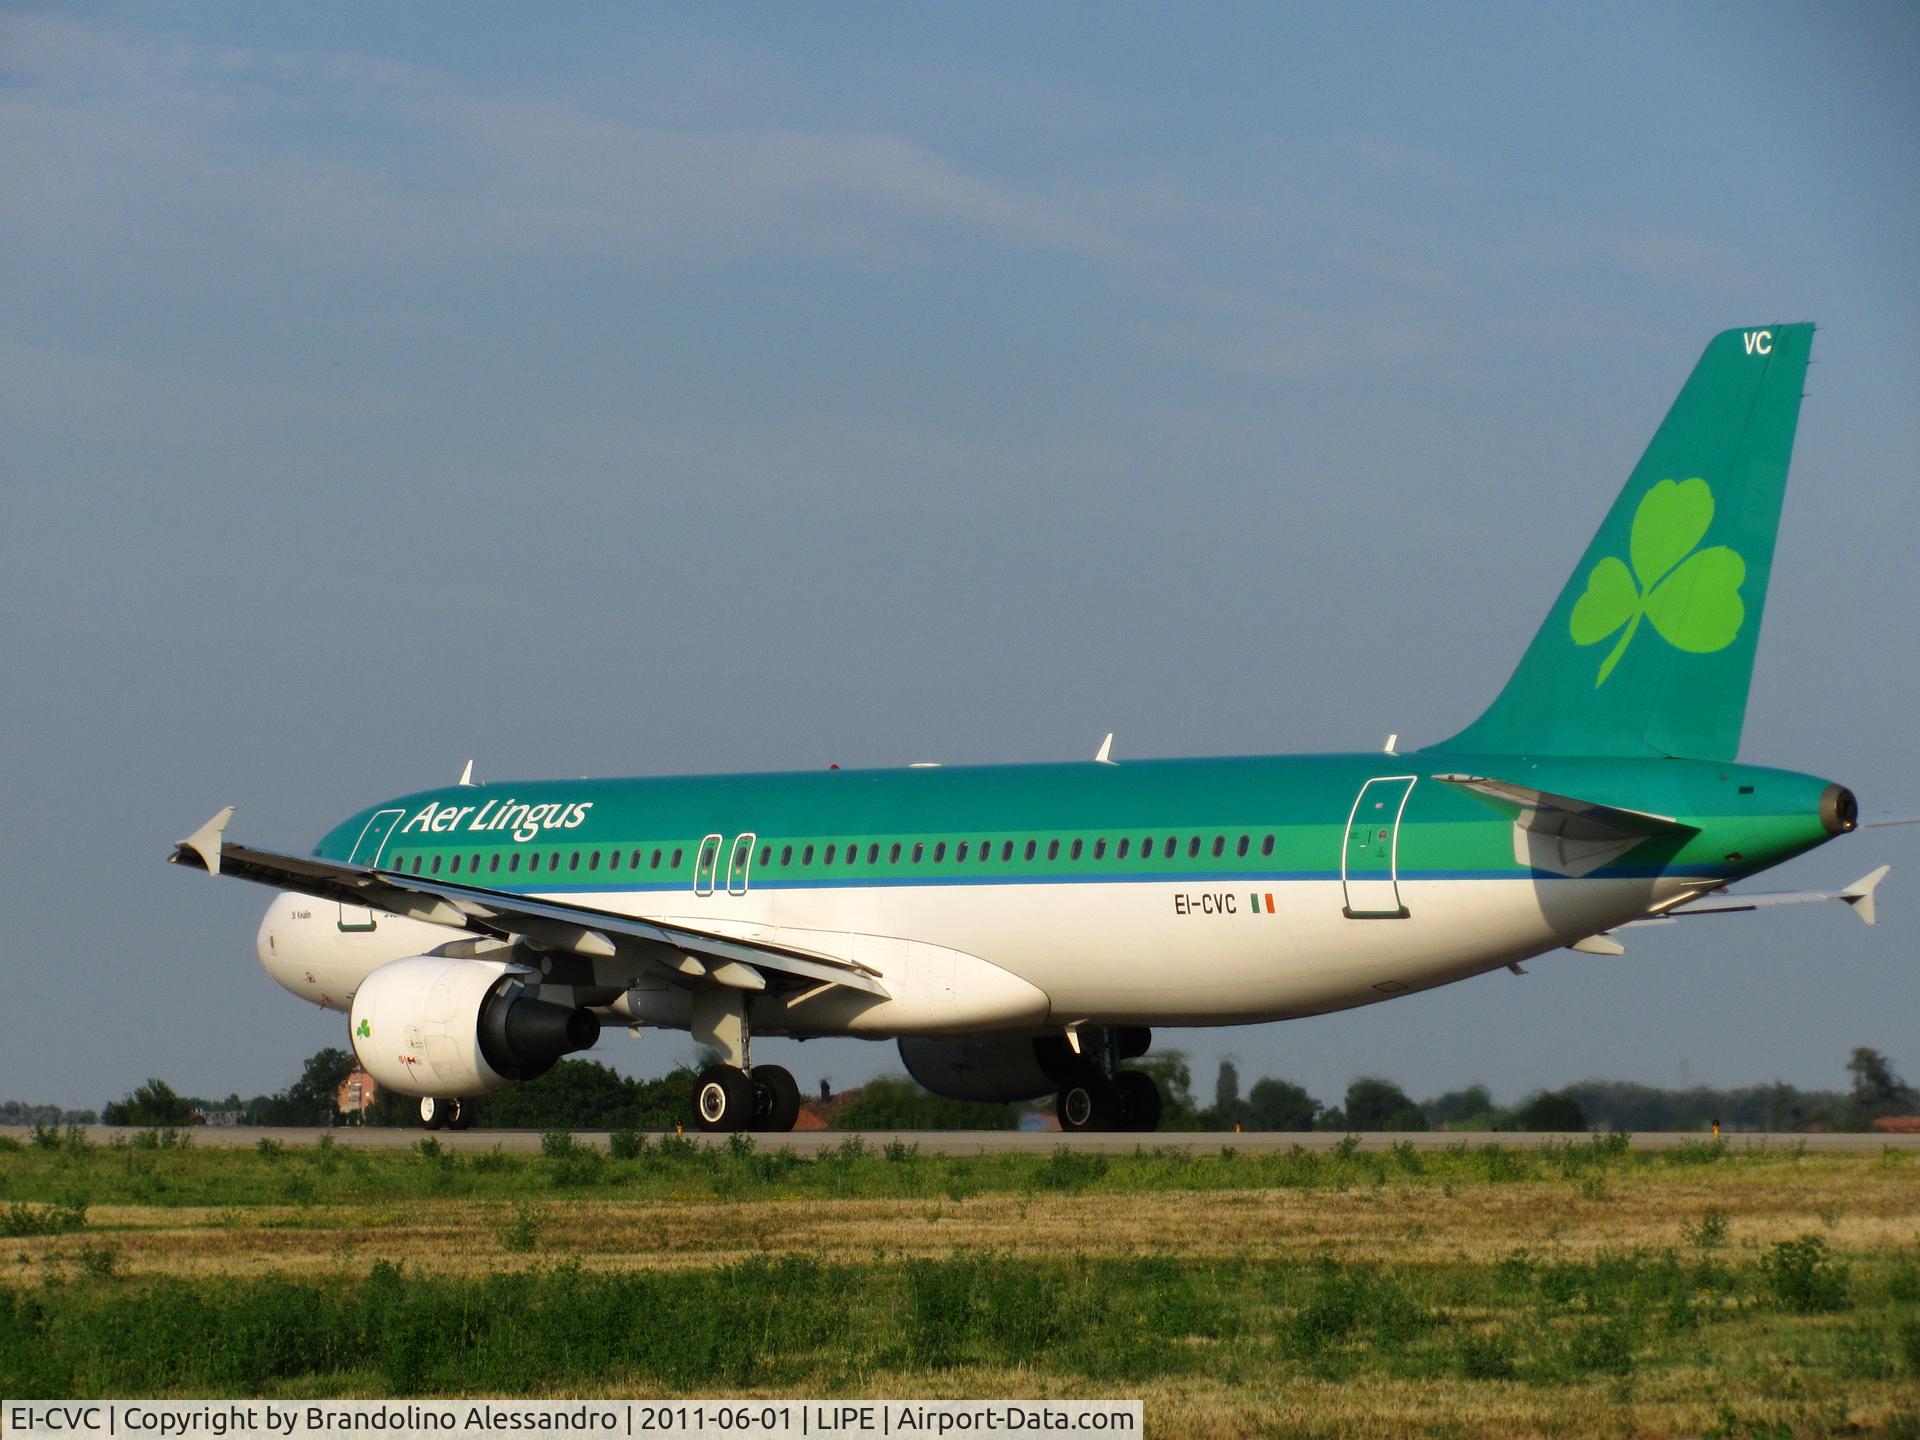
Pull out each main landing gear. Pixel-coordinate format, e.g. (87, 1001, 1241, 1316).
(1054, 1026, 1162, 1133)
(418, 1096, 473, 1131)
(687, 988, 802, 1133)
(693, 1062, 801, 1133)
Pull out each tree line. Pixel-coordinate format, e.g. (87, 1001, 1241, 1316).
(46, 1043, 1920, 1134)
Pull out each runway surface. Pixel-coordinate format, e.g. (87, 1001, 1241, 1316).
(9, 1125, 1915, 1154)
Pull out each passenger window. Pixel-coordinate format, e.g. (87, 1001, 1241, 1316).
(1188, 836, 1201, 858)
(1236, 835, 1249, 858)
(867, 843, 879, 864)
(980, 839, 991, 862)
(1212, 836, 1225, 858)
(631, 849, 643, 869)
(606, 851, 618, 871)
(957, 842, 969, 862)
(760, 845, 772, 867)
(1165, 837, 1177, 858)
(825, 844, 837, 864)
(1001, 840, 1013, 861)
(846, 845, 857, 866)
(671, 848, 683, 868)
(490, 854, 501, 872)
(550, 851, 562, 870)
(508, 853, 519, 873)
(431, 855, 442, 874)
(1141, 836, 1153, 856)
(1093, 839, 1105, 859)
(1024, 840, 1037, 861)
(889, 843, 902, 863)
(568, 851, 581, 872)
(1116, 838, 1129, 859)
(450, 855, 461, 874)
(589, 851, 600, 870)
(933, 842, 946, 862)
(802, 845, 814, 866)
(911, 843, 924, 863)
(412, 856, 423, 874)
(1070, 839, 1083, 860)
(470, 854, 480, 872)
(650, 849, 662, 870)
(1262, 834, 1275, 857)
(781, 845, 793, 866)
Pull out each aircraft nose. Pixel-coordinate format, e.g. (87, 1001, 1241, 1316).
(1820, 784, 1859, 836)
(256, 893, 288, 972)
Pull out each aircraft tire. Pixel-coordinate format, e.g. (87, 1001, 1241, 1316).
(750, 1064, 802, 1132)
(1057, 1075, 1121, 1132)
(1116, 1071, 1162, 1132)
(447, 1098, 473, 1131)
(419, 1096, 448, 1131)
(693, 1065, 754, 1133)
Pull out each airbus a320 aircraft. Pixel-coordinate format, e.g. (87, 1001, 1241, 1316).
(174, 324, 1890, 1133)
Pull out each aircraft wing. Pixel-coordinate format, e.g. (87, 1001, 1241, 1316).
(167, 808, 889, 998)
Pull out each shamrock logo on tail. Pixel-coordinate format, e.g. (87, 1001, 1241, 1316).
(1569, 477, 1746, 686)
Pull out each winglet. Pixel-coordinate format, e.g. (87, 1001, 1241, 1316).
(1841, 865, 1890, 926)
(174, 806, 235, 875)
(1094, 733, 1116, 765)
(458, 759, 476, 787)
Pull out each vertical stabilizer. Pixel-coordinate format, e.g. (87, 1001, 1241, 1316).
(1436, 324, 1812, 760)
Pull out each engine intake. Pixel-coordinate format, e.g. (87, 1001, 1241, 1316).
(349, 955, 599, 1098)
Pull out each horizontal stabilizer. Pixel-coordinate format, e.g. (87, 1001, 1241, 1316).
(1630, 865, 1890, 928)
(1434, 773, 1694, 878)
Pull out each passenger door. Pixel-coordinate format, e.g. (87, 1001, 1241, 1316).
(1341, 777, 1416, 918)
(339, 807, 405, 931)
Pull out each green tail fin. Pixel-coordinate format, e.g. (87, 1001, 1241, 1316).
(1436, 324, 1812, 760)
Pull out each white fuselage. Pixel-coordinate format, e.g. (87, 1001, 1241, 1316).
(259, 869, 1691, 1038)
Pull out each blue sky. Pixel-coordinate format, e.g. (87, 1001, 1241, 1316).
(4, 2, 1916, 1114)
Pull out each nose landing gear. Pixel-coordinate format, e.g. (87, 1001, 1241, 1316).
(417, 1096, 473, 1130)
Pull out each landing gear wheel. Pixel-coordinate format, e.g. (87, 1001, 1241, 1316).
(750, 1065, 802, 1133)
(1057, 1075, 1121, 1133)
(1116, 1072, 1163, 1132)
(693, 1065, 754, 1133)
(419, 1096, 448, 1131)
(447, 1098, 473, 1131)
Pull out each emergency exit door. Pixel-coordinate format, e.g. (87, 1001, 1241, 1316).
(1341, 777, 1416, 918)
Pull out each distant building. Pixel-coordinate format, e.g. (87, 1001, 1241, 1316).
(336, 1070, 378, 1117)
(1872, 1115, 1920, 1134)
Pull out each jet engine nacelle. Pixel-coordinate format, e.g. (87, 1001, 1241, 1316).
(348, 955, 599, 1099)
(899, 1027, 1150, 1103)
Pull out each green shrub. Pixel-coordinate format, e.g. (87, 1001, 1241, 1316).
(0, 1200, 87, 1236)
(609, 1129, 646, 1160)
(1760, 1235, 1851, 1313)
(75, 1242, 121, 1279)
(497, 1204, 542, 1253)
(1032, 1146, 1108, 1193)
(1683, 1207, 1730, 1251)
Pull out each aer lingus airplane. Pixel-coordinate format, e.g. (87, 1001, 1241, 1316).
(173, 323, 1890, 1133)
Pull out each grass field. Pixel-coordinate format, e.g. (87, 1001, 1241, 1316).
(3, 1129, 1918, 1437)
